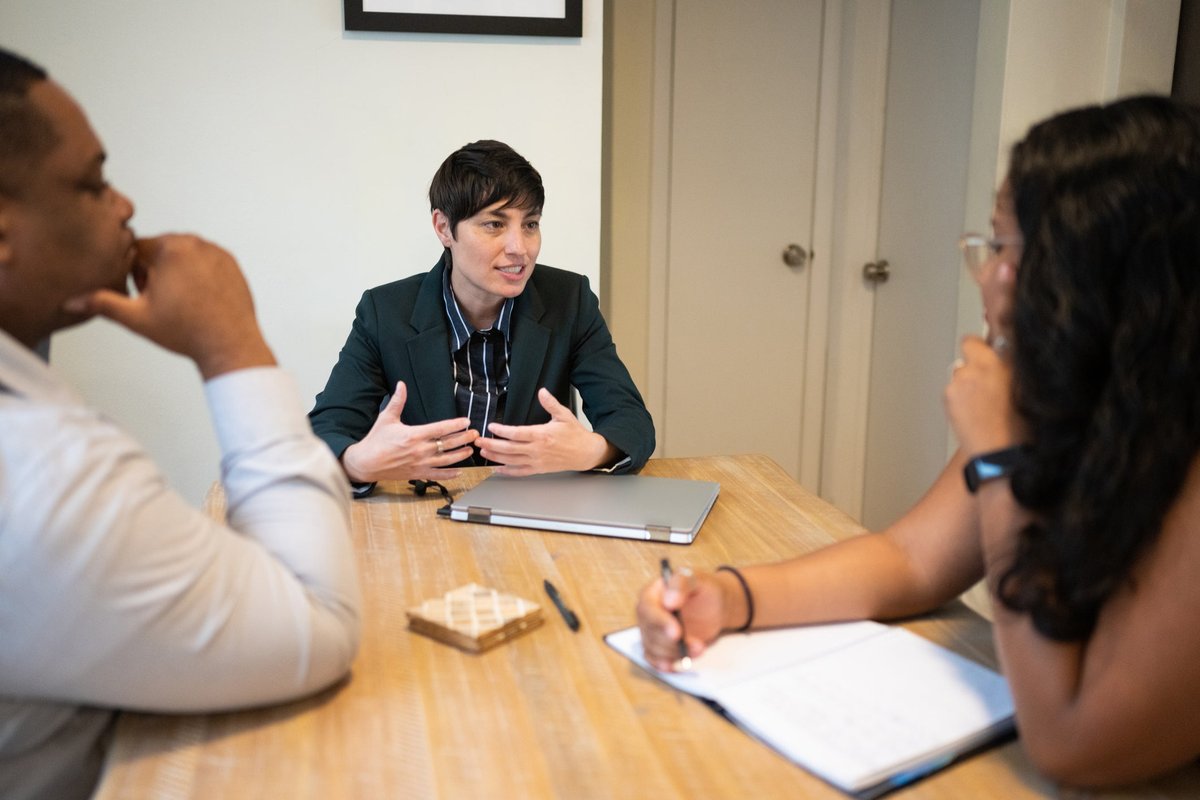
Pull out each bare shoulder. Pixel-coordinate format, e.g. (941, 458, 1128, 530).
(1086, 455, 1200, 754)
(1121, 454, 1200, 611)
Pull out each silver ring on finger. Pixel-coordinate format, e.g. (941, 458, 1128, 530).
(436, 438, 444, 454)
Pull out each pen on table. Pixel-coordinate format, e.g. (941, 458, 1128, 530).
(660, 558, 693, 670)
(543, 580, 580, 632)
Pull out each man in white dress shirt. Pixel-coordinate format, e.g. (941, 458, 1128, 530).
(0, 49, 361, 800)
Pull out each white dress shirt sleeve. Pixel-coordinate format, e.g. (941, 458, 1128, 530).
(0, 366, 361, 711)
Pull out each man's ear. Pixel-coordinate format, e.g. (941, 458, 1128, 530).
(431, 209, 455, 248)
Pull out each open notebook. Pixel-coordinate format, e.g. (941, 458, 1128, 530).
(606, 620, 1015, 798)
(447, 471, 719, 544)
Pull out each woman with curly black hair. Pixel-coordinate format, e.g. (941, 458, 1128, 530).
(636, 95, 1200, 787)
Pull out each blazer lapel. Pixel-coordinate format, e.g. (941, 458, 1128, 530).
(406, 258, 458, 422)
(506, 280, 550, 424)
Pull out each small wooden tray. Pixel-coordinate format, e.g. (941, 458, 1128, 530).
(407, 583, 543, 653)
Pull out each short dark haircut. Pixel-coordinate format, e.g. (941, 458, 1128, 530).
(0, 48, 56, 197)
(428, 140, 544, 237)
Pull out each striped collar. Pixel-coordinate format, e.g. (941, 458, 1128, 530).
(440, 263, 515, 351)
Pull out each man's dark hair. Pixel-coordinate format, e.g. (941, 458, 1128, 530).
(429, 139, 544, 238)
(0, 48, 56, 196)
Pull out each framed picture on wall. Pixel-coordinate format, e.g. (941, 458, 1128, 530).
(343, 0, 582, 37)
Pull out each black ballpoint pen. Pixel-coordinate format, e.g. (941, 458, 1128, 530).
(660, 558, 693, 670)
(543, 580, 580, 632)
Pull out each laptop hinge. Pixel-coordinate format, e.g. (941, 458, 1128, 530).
(467, 506, 492, 524)
(645, 524, 672, 542)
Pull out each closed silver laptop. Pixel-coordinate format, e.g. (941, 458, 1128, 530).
(448, 471, 720, 545)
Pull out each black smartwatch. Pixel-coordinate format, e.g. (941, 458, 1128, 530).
(963, 446, 1024, 493)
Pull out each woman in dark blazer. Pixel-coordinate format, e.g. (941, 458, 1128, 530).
(310, 140, 653, 495)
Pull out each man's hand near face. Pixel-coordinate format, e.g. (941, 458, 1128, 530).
(479, 388, 620, 476)
(62, 234, 275, 380)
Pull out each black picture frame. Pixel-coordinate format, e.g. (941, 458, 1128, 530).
(343, 1, 582, 37)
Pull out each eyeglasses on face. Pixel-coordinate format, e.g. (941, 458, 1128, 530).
(958, 232, 1022, 279)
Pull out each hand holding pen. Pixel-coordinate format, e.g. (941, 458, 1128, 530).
(659, 559, 693, 671)
(637, 563, 735, 672)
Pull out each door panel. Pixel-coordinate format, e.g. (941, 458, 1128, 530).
(664, 0, 824, 478)
(861, 0, 980, 529)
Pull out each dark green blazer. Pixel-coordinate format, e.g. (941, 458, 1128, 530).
(309, 256, 655, 478)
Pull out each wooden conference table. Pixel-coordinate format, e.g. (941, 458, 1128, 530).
(95, 454, 1200, 799)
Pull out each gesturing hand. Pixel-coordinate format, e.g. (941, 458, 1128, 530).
(340, 381, 479, 483)
(480, 388, 616, 476)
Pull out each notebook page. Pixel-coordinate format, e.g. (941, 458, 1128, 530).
(605, 621, 885, 698)
(714, 626, 1014, 790)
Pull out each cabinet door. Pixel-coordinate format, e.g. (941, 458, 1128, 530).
(663, 0, 824, 478)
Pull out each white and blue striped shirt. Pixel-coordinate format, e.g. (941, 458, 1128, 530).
(442, 267, 515, 463)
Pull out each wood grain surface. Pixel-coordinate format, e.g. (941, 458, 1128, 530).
(94, 454, 1200, 799)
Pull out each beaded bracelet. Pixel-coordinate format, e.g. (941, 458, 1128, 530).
(717, 565, 754, 632)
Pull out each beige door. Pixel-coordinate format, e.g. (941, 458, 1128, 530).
(860, 0, 980, 529)
(662, 0, 824, 478)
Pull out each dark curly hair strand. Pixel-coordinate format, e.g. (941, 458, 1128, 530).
(1001, 95, 1200, 640)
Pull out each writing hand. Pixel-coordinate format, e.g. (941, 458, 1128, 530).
(341, 381, 479, 483)
(479, 388, 616, 476)
(635, 568, 726, 672)
(63, 235, 274, 380)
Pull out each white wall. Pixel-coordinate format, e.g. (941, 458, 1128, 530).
(954, 0, 1180, 436)
(0, 1, 603, 502)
